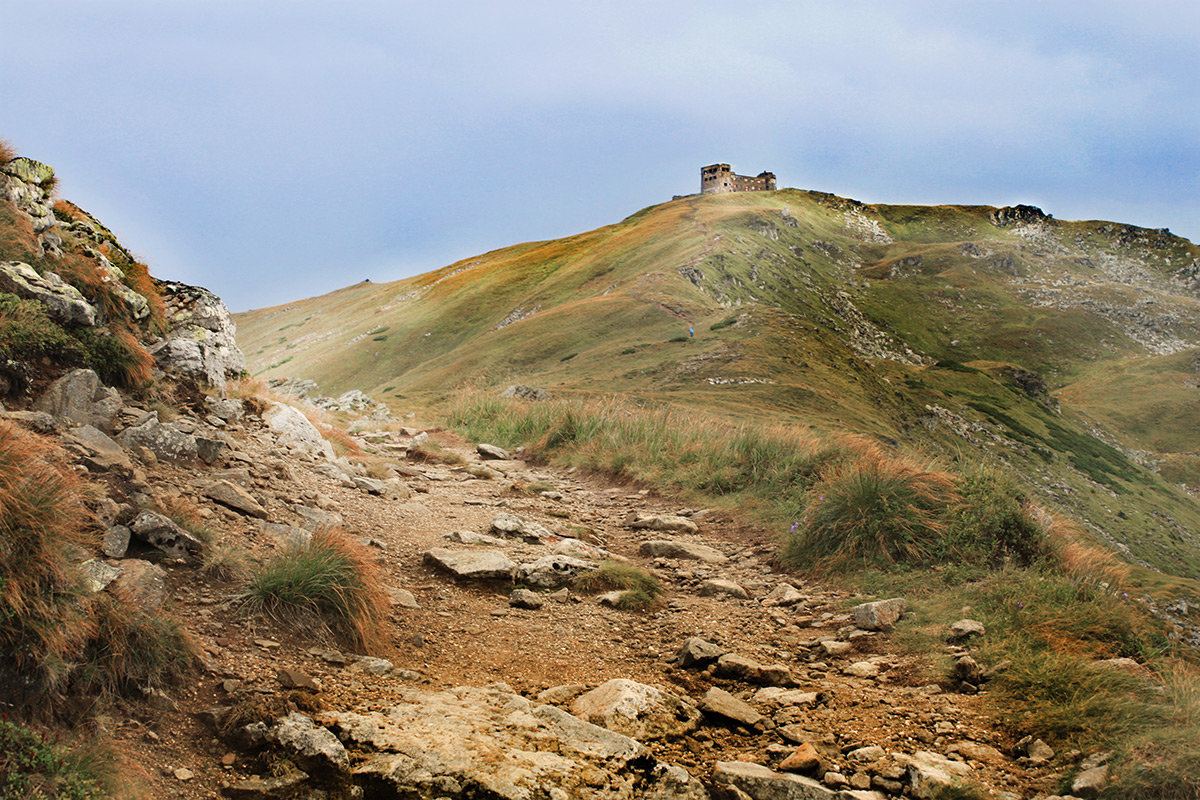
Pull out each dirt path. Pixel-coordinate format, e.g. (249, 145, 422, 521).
(110, 419, 1059, 799)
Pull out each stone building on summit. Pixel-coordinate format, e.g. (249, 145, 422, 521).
(701, 163, 777, 194)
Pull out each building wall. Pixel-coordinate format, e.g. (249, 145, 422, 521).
(701, 164, 776, 194)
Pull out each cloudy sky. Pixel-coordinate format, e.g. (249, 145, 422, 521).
(3, 1, 1197, 311)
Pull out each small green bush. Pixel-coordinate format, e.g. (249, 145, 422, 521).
(243, 529, 388, 652)
(668, 335, 689, 343)
(575, 561, 662, 610)
(76, 328, 153, 390)
(0, 720, 116, 800)
(0, 293, 82, 363)
(940, 467, 1047, 567)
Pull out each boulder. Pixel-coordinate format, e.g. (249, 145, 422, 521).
(627, 514, 699, 534)
(261, 403, 335, 459)
(842, 661, 880, 679)
(698, 687, 763, 728)
(271, 712, 347, 773)
(640, 540, 728, 563)
(513, 554, 597, 588)
(33, 369, 121, 431)
(699, 578, 749, 599)
(552, 537, 612, 560)
(751, 688, 819, 709)
(899, 751, 971, 799)
(111, 559, 168, 607)
(128, 509, 203, 558)
(852, 598, 906, 631)
(675, 637, 724, 668)
(819, 640, 852, 657)
(153, 280, 246, 388)
(203, 479, 267, 518)
(423, 548, 516, 580)
(570, 678, 701, 740)
(328, 684, 707, 799)
(0, 262, 96, 326)
(291, 505, 342, 532)
(117, 416, 198, 462)
(196, 436, 229, 465)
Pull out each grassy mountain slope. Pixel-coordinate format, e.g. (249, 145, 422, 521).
(236, 189, 1200, 580)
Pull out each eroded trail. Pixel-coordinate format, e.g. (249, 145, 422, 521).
(108, 414, 1058, 800)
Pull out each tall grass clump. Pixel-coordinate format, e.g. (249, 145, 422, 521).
(0, 420, 94, 704)
(780, 448, 960, 571)
(77, 327, 154, 390)
(0, 292, 83, 364)
(243, 528, 388, 652)
(74, 593, 198, 700)
(1105, 665, 1200, 799)
(574, 561, 662, 610)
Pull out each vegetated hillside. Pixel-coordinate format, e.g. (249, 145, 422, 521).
(238, 190, 1200, 582)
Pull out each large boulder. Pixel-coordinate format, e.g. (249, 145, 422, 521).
(128, 509, 203, 558)
(116, 415, 198, 462)
(271, 713, 348, 773)
(0, 262, 96, 326)
(151, 280, 246, 388)
(261, 402, 335, 460)
(328, 684, 707, 799)
(570, 679, 702, 741)
(33, 369, 121, 431)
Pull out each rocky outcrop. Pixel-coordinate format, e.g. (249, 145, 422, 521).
(0, 262, 96, 326)
(261, 402, 334, 459)
(33, 369, 121, 431)
(2, 157, 61, 256)
(990, 204, 1052, 227)
(152, 280, 245, 388)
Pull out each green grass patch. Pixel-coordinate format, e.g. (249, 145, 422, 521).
(574, 561, 662, 610)
(0, 720, 127, 800)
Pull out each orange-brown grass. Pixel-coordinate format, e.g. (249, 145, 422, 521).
(0, 420, 94, 704)
(78, 327, 154, 390)
(0, 138, 16, 164)
(123, 261, 167, 331)
(243, 528, 389, 653)
(0, 195, 43, 263)
(299, 405, 363, 457)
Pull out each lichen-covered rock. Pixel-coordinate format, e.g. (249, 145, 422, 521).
(513, 554, 598, 588)
(571, 678, 701, 741)
(0, 262, 96, 326)
(33, 369, 121, 431)
(152, 280, 246, 388)
(328, 684, 707, 799)
(128, 509, 203, 558)
(1, 158, 59, 254)
(117, 415, 198, 462)
(424, 548, 516, 580)
(261, 402, 335, 460)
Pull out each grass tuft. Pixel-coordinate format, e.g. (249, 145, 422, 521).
(0, 719, 132, 800)
(242, 528, 389, 652)
(574, 561, 662, 610)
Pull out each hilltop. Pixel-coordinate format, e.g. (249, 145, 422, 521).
(237, 190, 1200, 584)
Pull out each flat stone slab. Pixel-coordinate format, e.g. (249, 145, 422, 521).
(423, 548, 516, 580)
(639, 540, 728, 563)
(713, 760, 863, 799)
(203, 479, 267, 518)
(698, 687, 763, 728)
(570, 678, 701, 741)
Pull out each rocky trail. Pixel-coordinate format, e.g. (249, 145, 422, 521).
(10, 373, 1099, 800)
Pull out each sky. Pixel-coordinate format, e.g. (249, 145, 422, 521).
(2, 1, 1198, 312)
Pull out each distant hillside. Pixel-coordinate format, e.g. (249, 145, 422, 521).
(236, 190, 1200, 579)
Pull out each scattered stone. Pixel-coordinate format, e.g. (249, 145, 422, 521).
(509, 588, 544, 609)
(33, 369, 120, 430)
(948, 618, 986, 641)
(291, 505, 343, 532)
(490, 513, 552, 543)
(260, 521, 312, 549)
(129, 510, 203, 558)
(174, 767, 195, 781)
(196, 436, 229, 465)
(752, 687, 819, 708)
(423, 547, 516, 580)
(499, 384, 550, 401)
(713, 761, 846, 799)
(675, 637, 725, 668)
(1024, 738, 1055, 764)
(386, 586, 420, 609)
(570, 678, 701, 740)
(352, 657, 395, 675)
(819, 640, 852, 657)
(1072, 764, 1109, 798)
(852, 598, 906, 631)
(779, 742, 823, 773)
(117, 417, 198, 463)
(101, 525, 131, 558)
(477, 443, 511, 460)
(552, 537, 611, 560)
(444, 529, 506, 546)
(951, 741, 1005, 765)
(111, 559, 168, 608)
(202, 480, 268, 518)
(698, 687, 763, 728)
(843, 661, 880, 679)
(626, 514, 699, 534)
(954, 655, 986, 687)
(272, 712, 347, 772)
(849, 746, 886, 763)
(513, 554, 597, 588)
(639, 540, 728, 563)
(699, 578, 750, 599)
(353, 476, 385, 495)
(537, 684, 588, 705)
(763, 583, 806, 607)
(715, 654, 794, 686)
(221, 767, 309, 799)
(277, 669, 321, 692)
(900, 751, 972, 799)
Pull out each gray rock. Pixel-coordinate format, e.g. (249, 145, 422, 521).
(101, 525, 131, 558)
(260, 521, 312, 548)
(261, 402, 334, 460)
(153, 280, 246, 388)
(205, 397, 245, 422)
(499, 384, 550, 401)
(291, 505, 342, 532)
(80, 559, 123, 592)
(4, 410, 58, 433)
(444, 529, 506, 546)
(513, 554, 598, 588)
(948, 618, 986, 640)
(353, 476, 385, 495)
(129, 510, 203, 557)
(0, 262, 96, 326)
(954, 655, 986, 686)
(571, 678, 701, 741)
(65, 424, 126, 459)
(762, 583, 806, 607)
(424, 547, 516, 580)
(699, 578, 749, 599)
(640, 540, 728, 563)
(713, 760, 853, 799)
(899, 751, 972, 799)
(1025, 738, 1054, 764)
(387, 587, 420, 609)
(490, 512, 552, 542)
(842, 661, 880, 679)
(1071, 764, 1109, 798)
(202, 480, 267, 518)
(536, 684, 588, 704)
(221, 767, 310, 799)
(117, 417, 198, 462)
(819, 640, 853, 657)
(751, 687, 819, 709)
(627, 514, 699, 534)
(33, 369, 121, 431)
(675, 637, 724, 668)
(852, 598, 906, 631)
(111, 559, 168, 607)
(715, 654, 794, 686)
(328, 684, 705, 799)
(509, 588, 544, 609)
(272, 712, 347, 772)
(476, 443, 511, 460)
(195, 436, 229, 465)
(552, 537, 612, 560)
(698, 687, 763, 728)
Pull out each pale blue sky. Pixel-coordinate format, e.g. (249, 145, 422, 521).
(2, 1, 1197, 310)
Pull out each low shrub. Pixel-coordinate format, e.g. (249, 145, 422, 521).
(939, 466, 1047, 567)
(0, 719, 126, 800)
(575, 561, 662, 610)
(0, 292, 82, 364)
(74, 593, 198, 700)
(201, 538, 251, 582)
(243, 529, 388, 652)
(781, 450, 959, 571)
(77, 327, 154, 390)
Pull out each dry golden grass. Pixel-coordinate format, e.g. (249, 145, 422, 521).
(0, 138, 16, 164)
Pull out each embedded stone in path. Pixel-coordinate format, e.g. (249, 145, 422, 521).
(423, 547, 516, 580)
(762, 582, 806, 607)
(490, 513, 552, 543)
(898, 751, 972, 799)
(129, 510, 203, 558)
(640, 540, 728, 563)
(674, 637, 724, 668)
(203, 479, 267, 518)
(715, 654, 794, 686)
(514, 554, 598, 588)
(626, 513, 699, 534)
(852, 598, 906, 631)
(713, 760, 853, 799)
(476, 443, 511, 460)
(948, 618, 986, 641)
(698, 687, 763, 728)
(570, 678, 701, 741)
(699, 578, 749, 599)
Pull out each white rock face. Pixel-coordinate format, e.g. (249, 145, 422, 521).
(0, 262, 96, 326)
(262, 402, 335, 460)
(152, 280, 246, 388)
(570, 679, 701, 741)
